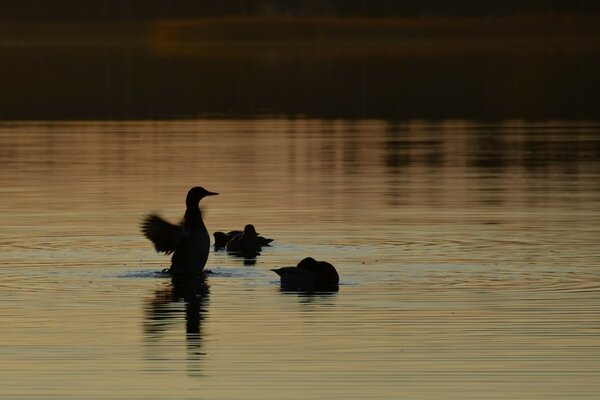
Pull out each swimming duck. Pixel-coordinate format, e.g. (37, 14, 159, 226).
(213, 230, 242, 248)
(225, 224, 262, 254)
(213, 229, 273, 249)
(271, 257, 339, 291)
(141, 186, 218, 275)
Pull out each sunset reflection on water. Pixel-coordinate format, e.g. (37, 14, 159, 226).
(0, 119, 599, 399)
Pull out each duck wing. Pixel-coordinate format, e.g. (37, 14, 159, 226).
(141, 214, 186, 254)
(224, 233, 243, 251)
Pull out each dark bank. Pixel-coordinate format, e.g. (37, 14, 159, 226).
(1, 2, 599, 121)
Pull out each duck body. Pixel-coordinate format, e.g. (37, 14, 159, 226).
(225, 224, 262, 254)
(213, 230, 242, 248)
(214, 228, 273, 249)
(272, 257, 339, 291)
(169, 230, 211, 275)
(141, 186, 218, 275)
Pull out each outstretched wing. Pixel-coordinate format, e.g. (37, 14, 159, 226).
(141, 214, 185, 254)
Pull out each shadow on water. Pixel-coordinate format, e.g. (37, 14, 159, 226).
(375, 121, 600, 207)
(280, 288, 339, 295)
(214, 246, 260, 265)
(227, 251, 260, 266)
(278, 288, 339, 307)
(144, 274, 209, 375)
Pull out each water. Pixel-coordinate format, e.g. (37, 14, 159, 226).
(0, 119, 599, 399)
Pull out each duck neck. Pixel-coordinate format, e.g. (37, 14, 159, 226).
(184, 205, 205, 231)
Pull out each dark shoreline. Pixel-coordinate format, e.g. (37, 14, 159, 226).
(1, 15, 599, 50)
(0, 16, 598, 121)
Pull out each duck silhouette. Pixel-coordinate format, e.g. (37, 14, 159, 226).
(272, 257, 339, 291)
(213, 230, 242, 248)
(225, 224, 263, 254)
(213, 228, 273, 249)
(141, 186, 218, 275)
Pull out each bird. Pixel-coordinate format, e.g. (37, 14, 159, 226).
(271, 257, 339, 291)
(213, 230, 242, 248)
(141, 186, 218, 275)
(225, 224, 263, 254)
(213, 228, 273, 249)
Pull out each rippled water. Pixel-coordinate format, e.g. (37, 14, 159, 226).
(0, 119, 599, 399)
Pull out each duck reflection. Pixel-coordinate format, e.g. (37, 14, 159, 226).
(227, 251, 259, 266)
(144, 274, 209, 375)
(279, 287, 339, 298)
(278, 288, 339, 312)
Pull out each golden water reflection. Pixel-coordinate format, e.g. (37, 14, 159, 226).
(0, 119, 599, 399)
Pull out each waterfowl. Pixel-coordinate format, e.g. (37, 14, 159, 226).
(272, 257, 339, 291)
(141, 186, 218, 275)
(213, 230, 242, 248)
(213, 228, 273, 249)
(225, 224, 262, 253)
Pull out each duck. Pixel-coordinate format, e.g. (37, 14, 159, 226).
(213, 230, 242, 248)
(213, 228, 273, 249)
(141, 186, 218, 275)
(225, 224, 263, 254)
(271, 257, 339, 291)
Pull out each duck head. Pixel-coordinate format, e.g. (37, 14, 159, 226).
(243, 224, 258, 237)
(186, 186, 219, 206)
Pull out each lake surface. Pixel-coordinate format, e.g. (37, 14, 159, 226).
(0, 119, 599, 399)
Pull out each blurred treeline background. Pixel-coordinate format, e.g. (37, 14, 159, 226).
(1, 1, 599, 120)
(2, 0, 599, 20)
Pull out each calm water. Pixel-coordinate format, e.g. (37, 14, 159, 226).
(1, 119, 599, 399)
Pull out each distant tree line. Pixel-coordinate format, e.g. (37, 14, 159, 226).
(3, 0, 599, 21)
